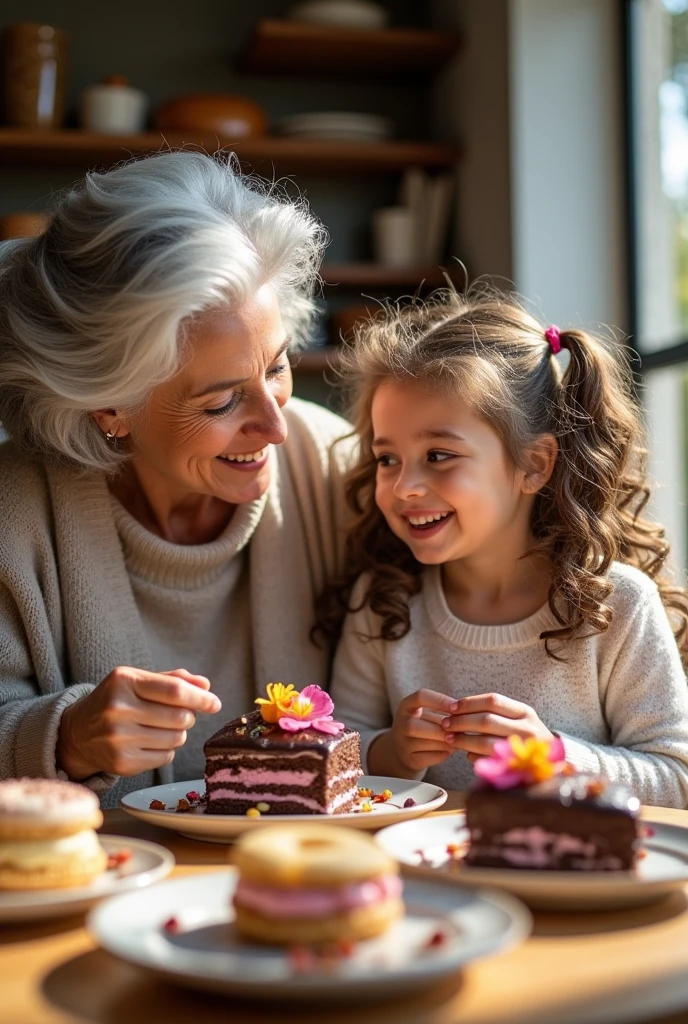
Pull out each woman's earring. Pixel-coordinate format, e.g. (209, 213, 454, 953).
(105, 428, 116, 441)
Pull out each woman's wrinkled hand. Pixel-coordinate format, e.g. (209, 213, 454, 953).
(441, 692, 553, 759)
(56, 666, 222, 780)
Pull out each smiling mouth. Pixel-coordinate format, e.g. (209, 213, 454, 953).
(217, 448, 267, 465)
(407, 512, 452, 528)
(404, 511, 454, 536)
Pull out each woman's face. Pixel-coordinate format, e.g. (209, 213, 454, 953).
(119, 285, 293, 506)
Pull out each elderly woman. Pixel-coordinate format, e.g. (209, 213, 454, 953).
(0, 152, 353, 807)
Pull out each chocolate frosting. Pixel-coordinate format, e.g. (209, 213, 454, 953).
(204, 709, 354, 755)
(473, 773, 640, 817)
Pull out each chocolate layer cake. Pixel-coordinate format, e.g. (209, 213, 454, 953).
(465, 774, 640, 871)
(204, 710, 362, 815)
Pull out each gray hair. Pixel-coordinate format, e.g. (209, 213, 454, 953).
(0, 151, 327, 471)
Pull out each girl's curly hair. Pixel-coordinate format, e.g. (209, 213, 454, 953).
(316, 286, 688, 661)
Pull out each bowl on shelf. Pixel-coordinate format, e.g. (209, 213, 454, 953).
(277, 111, 392, 142)
(287, 1, 389, 29)
(154, 94, 268, 138)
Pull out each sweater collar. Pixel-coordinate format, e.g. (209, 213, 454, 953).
(424, 564, 560, 651)
(111, 490, 267, 589)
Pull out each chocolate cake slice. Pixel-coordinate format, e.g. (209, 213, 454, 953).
(204, 710, 362, 816)
(465, 774, 640, 871)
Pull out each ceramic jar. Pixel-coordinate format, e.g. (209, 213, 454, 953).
(0, 23, 68, 129)
(80, 76, 148, 134)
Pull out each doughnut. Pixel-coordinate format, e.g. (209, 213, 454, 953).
(0, 779, 107, 889)
(232, 824, 404, 946)
(0, 778, 103, 840)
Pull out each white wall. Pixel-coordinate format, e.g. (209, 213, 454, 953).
(509, 0, 627, 332)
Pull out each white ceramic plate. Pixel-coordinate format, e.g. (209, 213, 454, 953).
(88, 869, 530, 1001)
(375, 813, 688, 911)
(0, 836, 175, 923)
(288, 1, 390, 30)
(120, 776, 448, 843)
(277, 112, 392, 141)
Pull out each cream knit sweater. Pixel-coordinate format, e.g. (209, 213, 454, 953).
(0, 398, 354, 808)
(331, 563, 688, 807)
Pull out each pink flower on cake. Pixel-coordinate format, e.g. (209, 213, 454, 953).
(474, 735, 566, 789)
(278, 685, 345, 735)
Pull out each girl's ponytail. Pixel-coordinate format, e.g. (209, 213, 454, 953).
(541, 328, 688, 657)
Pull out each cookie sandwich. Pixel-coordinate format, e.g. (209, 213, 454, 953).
(232, 823, 404, 945)
(0, 778, 107, 889)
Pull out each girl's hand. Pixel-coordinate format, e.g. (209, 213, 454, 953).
(57, 667, 222, 780)
(441, 693, 554, 758)
(391, 688, 459, 772)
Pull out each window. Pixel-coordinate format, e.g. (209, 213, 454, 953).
(629, 0, 688, 573)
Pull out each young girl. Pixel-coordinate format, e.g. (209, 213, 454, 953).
(325, 289, 688, 807)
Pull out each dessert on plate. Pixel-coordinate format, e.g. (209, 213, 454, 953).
(465, 736, 640, 872)
(0, 778, 107, 889)
(232, 823, 404, 945)
(204, 683, 362, 816)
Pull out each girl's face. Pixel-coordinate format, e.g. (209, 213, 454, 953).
(118, 284, 292, 507)
(371, 381, 538, 567)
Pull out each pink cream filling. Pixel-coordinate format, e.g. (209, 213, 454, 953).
(471, 826, 627, 870)
(207, 768, 317, 787)
(208, 788, 355, 813)
(234, 873, 403, 918)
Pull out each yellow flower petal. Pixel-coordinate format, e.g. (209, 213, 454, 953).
(255, 682, 299, 723)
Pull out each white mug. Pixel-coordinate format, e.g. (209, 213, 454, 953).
(80, 80, 147, 134)
(372, 207, 416, 267)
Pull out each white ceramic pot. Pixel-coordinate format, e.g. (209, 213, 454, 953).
(80, 77, 147, 134)
(372, 207, 417, 267)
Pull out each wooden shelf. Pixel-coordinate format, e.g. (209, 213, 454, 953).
(290, 346, 341, 372)
(0, 130, 459, 174)
(240, 19, 460, 78)
(321, 263, 464, 289)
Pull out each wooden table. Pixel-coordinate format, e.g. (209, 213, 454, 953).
(5, 794, 688, 1024)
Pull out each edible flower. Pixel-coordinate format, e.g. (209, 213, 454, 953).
(255, 682, 297, 723)
(474, 735, 566, 790)
(278, 685, 345, 735)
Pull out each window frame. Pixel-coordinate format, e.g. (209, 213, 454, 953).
(626, 0, 688, 369)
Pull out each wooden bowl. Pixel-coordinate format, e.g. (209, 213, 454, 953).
(154, 94, 268, 138)
(0, 212, 50, 240)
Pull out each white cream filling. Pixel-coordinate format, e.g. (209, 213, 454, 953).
(0, 829, 103, 871)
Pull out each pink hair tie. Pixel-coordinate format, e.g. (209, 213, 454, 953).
(545, 325, 562, 354)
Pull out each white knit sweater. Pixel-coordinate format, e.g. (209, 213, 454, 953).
(0, 398, 354, 808)
(330, 563, 688, 807)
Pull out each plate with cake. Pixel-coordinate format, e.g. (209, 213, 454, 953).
(120, 684, 447, 840)
(376, 736, 688, 911)
(0, 778, 174, 922)
(89, 822, 531, 1000)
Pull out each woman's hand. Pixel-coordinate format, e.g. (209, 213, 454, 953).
(57, 667, 222, 780)
(441, 693, 554, 760)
